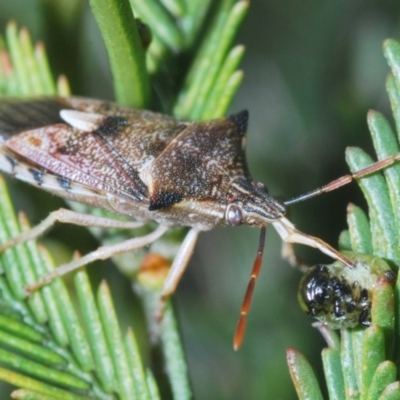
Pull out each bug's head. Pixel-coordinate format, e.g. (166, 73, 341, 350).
(224, 180, 286, 228)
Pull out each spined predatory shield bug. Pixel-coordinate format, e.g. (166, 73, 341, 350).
(0, 96, 398, 349)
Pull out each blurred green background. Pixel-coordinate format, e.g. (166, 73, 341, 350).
(1, 1, 400, 399)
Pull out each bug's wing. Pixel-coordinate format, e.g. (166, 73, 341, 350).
(68, 99, 189, 173)
(0, 98, 69, 137)
(94, 119, 190, 174)
(5, 123, 148, 200)
(0, 97, 188, 205)
(0, 96, 178, 138)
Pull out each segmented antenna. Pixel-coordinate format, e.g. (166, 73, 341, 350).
(284, 154, 399, 206)
(233, 225, 266, 351)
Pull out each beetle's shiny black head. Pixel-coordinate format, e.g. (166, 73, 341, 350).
(298, 264, 371, 329)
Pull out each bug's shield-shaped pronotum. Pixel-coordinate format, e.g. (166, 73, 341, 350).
(0, 97, 356, 348)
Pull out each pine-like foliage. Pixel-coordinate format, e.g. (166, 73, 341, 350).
(0, 0, 247, 398)
(288, 40, 400, 399)
(1, 1, 400, 399)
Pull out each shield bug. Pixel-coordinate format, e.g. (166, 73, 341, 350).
(0, 96, 397, 349)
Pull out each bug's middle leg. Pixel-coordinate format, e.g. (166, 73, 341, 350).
(160, 228, 200, 302)
(26, 224, 169, 293)
(0, 207, 147, 253)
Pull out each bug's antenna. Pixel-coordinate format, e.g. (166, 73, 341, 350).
(284, 154, 400, 206)
(233, 225, 266, 351)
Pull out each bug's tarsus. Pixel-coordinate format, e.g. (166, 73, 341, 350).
(233, 225, 266, 351)
(284, 152, 400, 206)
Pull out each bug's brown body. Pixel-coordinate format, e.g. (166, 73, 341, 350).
(0, 96, 369, 349)
(0, 97, 285, 231)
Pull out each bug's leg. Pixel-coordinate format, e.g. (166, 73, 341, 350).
(0, 208, 146, 252)
(26, 224, 169, 293)
(284, 153, 400, 205)
(234, 226, 266, 350)
(157, 228, 199, 315)
(272, 216, 355, 268)
(277, 207, 309, 272)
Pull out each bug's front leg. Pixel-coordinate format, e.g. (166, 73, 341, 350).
(0, 208, 147, 253)
(280, 241, 309, 273)
(272, 216, 355, 268)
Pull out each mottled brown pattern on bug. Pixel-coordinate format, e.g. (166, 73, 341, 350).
(6, 123, 147, 201)
(94, 118, 188, 173)
(0, 97, 286, 230)
(0, 96, 374, 347)
(27, 136, 42, 147)
(142, 116, 249, 210)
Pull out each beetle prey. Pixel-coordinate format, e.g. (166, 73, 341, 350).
(0, 97, 396, 349)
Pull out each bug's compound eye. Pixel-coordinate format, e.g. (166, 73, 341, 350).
(226, 204, 244, 226)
